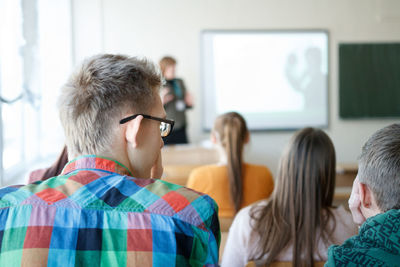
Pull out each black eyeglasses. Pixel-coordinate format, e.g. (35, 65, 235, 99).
(120, 114, 175, 137)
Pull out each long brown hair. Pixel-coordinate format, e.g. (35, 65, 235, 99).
(213, 112, 248, 213)
(249, 127, 336, 267)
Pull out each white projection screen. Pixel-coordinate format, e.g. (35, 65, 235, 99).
(201, 30, 329, 131)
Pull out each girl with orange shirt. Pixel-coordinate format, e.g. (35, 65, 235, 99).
(187, 112, 274, 218)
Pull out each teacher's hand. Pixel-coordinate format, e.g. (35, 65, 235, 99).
(161, 87, 174, 104)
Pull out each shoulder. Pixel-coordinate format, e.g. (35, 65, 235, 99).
(328, 210, 400, 266)
(0, 178, 65, 208)
(0, 183, 35, 207)
(142, 178, 218, 226)
(326, 233, 362, 266)
(244, 164, 274, 186)
(231, 200, 268, 231)
(245, 163, 272, 175)
(232, 205, 253, 228)
(189, 165, 210, 176)
(373, 209, 400, 223)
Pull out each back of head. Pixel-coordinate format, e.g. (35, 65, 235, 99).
(59, 54, 161, 158)
(358, 123, 400, 211)
(251, 127, 336, 267)
(213, 112, 248, 212)
(159, 56, 176, 77)
(276, 127, 336, 214)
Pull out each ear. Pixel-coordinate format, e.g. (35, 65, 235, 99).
(125, 115, 143, 148)
(358, 182, 372, 209)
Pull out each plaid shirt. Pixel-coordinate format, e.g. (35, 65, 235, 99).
(0, 156, 220, 266)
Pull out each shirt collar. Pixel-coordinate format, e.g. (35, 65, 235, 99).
(61, 155, 133, 176)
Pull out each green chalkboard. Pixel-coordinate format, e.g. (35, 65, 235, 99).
(339, 43, 400, 118)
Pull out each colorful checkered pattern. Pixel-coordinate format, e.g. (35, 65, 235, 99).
(0, 156, 220, 266)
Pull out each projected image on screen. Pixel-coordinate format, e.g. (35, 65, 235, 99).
(202, 30, 328, 130)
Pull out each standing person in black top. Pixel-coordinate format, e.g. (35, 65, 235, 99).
(159, 56, 193, 144)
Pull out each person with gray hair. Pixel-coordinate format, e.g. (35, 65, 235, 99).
(0, 54, 220, 266)
(326, 123, 400, 266)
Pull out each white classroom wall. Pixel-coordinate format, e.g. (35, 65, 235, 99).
(71, 0, 400, 176)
